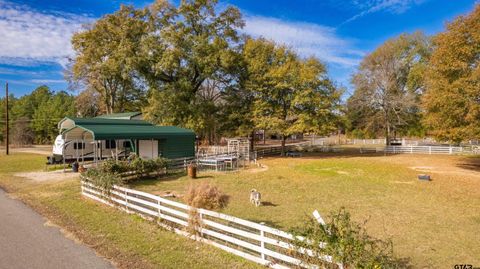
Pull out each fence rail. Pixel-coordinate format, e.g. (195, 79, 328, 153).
(356, 145, 478, 155)
(81, 179, 339, 269)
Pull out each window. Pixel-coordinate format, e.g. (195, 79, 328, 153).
(105, 140, 116, 149)
(73, 142, 85, 150)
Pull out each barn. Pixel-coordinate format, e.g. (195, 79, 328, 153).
(56, 116, 195, 162)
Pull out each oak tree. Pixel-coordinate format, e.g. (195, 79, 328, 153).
(422, 5, 480, 143)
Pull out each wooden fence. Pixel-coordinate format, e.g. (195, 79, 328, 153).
(81, 179, 340, 269)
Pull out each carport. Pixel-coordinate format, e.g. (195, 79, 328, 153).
(58, 117, 195, 165)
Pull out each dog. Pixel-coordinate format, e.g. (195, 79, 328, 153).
(250, 189, 261, 207)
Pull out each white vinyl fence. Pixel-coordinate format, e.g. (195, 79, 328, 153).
(81, 179, 340, 269)
(358, 145, 473, 155)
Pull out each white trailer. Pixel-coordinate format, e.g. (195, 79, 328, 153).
(49, 135, 133, 164)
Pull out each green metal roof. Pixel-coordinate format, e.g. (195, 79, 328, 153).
(60, 116, 195, 140)
(75, 125, 194, 140)
(96, 112, 142, 119)
(59, 117, 151, 128)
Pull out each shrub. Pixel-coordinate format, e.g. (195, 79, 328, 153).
(184, 182, 229, 210)
(290, 208, 408, 269)
(184, 183, 229, 237)
(83, 167, 123, 193)
(101, 159, 129, 174)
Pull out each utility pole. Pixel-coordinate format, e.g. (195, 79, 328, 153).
(5, 82, 9, 155)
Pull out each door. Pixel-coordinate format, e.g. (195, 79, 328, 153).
(138, 140, 159, 159)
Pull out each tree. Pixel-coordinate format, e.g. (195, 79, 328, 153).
(10, 86, 52, 120)
(142, 0, 244, 138)
(348, 32, 430, 144)
(12, 117, 34, 146)
(75, 88, 105, 117)
(422, 4, 480, 143)
(71, 5, 148, 114)
(245, 38, 341, 155)
(31, 91, 76, 143)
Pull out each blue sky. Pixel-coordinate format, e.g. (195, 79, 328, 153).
(0, 0, 477, 97)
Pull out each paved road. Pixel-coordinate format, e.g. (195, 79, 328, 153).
(0, 188, 115, 269)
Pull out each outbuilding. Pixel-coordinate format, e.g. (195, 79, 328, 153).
(55, 117, 195, 163)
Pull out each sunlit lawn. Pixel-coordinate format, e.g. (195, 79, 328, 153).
(132, 153, 480, 268)
(0, 153, 260, 269)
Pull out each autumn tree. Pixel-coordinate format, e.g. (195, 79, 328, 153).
(348, 32, 430, 144)
(422, 4, 480, 143)
(71, 5, 148, 114)
(142, 0, 244, 138)
(75, 88, 105, 117)
(244, 38, 341, 155)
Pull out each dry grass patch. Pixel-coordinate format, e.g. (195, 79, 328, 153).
(132, 153, 480, 268)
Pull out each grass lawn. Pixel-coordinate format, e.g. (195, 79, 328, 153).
(0, 153, 260, 269)
(131, 153, 480, 268)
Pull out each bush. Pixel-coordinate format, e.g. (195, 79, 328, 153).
(290, 208, 408, 269)
(184, 183, 229, 210)
(83, 167, 123, 193)
(83, 157, 170, 190)
(184, 183, 229, 237)
(101, 159, 130, 174)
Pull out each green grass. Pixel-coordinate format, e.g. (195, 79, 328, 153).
(0, 153, 260, 269)
(131, 154, 480, 268)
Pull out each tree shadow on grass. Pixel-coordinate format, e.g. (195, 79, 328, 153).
(128, 172, 188, 187)
(195, 175, 214, 179)
(456, 156, 480, 173)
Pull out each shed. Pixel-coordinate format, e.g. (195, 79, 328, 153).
(58, 117, 195, 160)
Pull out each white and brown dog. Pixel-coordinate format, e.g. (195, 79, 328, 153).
(250, 189, 261, 207)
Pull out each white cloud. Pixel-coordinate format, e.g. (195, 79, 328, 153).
(341, 0, 427, 25)
(0, 1, 91, 67)
(30, 79, 66, 84)
(243, 15, 364, 68)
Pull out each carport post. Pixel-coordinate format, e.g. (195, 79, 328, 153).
(63, 133, 67, 173)
(75, 139, 79, 162)
(115, 139, 118, 161)
(94, 140, 97, 165)
(81, 134, 85, 164)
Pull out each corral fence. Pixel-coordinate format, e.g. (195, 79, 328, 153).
(81, 179, 341, 269)
(360, 145, 479, 155)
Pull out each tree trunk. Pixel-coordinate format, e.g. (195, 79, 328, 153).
(385, 122, 391, 146)
(281, 135, 286, 156)
(250, 129, 255, 152)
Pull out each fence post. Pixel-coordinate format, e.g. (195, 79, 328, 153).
(449, 146, 452, 155)
(410, 145, 413, 154)
(199, 212, 204, 237)
(124, 188, 129, 212)
(260, 222, 266, 261)
(157, 200, 162, 220)
(429, 146, 432, 155)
